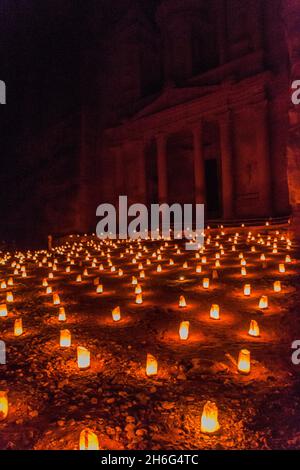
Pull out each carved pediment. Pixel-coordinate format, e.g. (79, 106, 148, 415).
(130, 83, 219, 120)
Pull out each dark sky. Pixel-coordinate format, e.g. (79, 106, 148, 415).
(0, 0, 159, 245)
(0, 0, 159, 158)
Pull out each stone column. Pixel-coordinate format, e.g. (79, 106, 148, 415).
(156, 134, 168, 203)
(219, 112, 234, 219)
(136, 139, 147, 204)
(192, 123, 205, 204)
(114, 145, 124, 198)
(254, 102, 272, 216)
(283, 0, 300, 238)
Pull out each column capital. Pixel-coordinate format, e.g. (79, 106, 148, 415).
(218, 110, 232, 126)
(155, 133, 167, 144)
(191, 121, 203, 135)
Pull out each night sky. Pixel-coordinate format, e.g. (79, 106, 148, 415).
(0, 1, 159, 246)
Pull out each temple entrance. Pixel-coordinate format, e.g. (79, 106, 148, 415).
(205, 158, 222, 218)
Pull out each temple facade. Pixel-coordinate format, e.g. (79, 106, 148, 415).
(100, 0, 293, 223)
(4, 0, 300, 244)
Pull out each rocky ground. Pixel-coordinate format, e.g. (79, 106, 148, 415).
(0, 226, 300, 450)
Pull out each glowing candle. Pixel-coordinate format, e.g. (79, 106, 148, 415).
(212, 269, 218, 280)
(241, 267, 247, 276)
(132, 276, 137, 285)
(53, 293, 60, 305)
(179, 295, 187, 308)
(79, 429, 99, 450)
(76, 274, 82, 282)
(112, 306, 121, 321)
(60, 329, 71, 347)
(237, 349, 251, 374)
(1, 281, 6, 289)
(258, 295, 268, 309)
(210, 304, 220, 320)
(42, 278, 48, 287)
(169, 259, 174, 266)
(203, 278, 209, 289)
(77, 346, 90, 369)
(157, 264, 162, 272)
(260, 254, 266, 261)
(200, 401, 220, 433)
(140, 270, 145, 278)
(135, 284, 142, 294)
(0, 392, 8, 420)
(7, 277, 13, 286)
(0, 304, 8, 317)
(14, 318, 23, 336)
(146, 353, 157, 376)
(285, 255, 291, 263)
(46, 286, 52, 294)
(96, 284, 103, 294)
(58, 307, 66, 321)
(135, 293, 143, 304)
(196, 264, 202, 273)
(244, 284, 251, 296)
(248, 320, 260, 337)
(273, 280, 281, 292)
(6, 292, 13, 303)
(279, 263, 285, 273)
(179, 321, 189, 340)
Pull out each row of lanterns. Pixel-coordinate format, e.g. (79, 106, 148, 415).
(0, 226, 294, 447)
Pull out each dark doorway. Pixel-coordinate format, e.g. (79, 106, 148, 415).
(205, 159, 222, 218)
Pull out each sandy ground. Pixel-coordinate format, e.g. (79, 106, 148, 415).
(0, 227, 300, 450)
